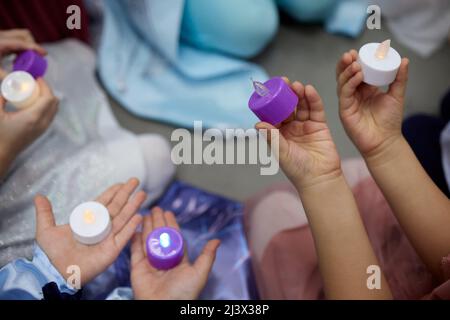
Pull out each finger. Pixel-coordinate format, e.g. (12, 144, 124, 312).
(95, 183, 123, 207)
(25, 79, 57, 117)
(305, 85, 326, 122)
(112, 191, 147, 234)
(1, 29, 34, 42)
(341, 71, 364, 103)
(115, 214, 143, 250)
(0, 29, 47, 55)
(338, 61, 361, 92)
(34, 195, 56, 233)
(130, 232, 145, 266)
(141, 214, 153, 254)
(107, 178, 140, 218)
(335, 51, 354, 80)
(281, 76, 290, 85)
(0, 38, 46, 56)
(36, 78, 53, 96)
(151, 206, 165, 229)
(388, 58, 409, 102)
(291, 81, 308, 121)
(164, 211, 180, 230)
(280, 110, 296, 125)
(193, 239, 221, 276)
(255, 122, 289, 161)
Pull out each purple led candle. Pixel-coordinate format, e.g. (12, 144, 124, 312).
(146, 227, 184, 270)
(248, 77, 298, 125)
(13, 50, 47, 79)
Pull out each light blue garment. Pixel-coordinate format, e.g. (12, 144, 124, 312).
(325, 0, 368, 38)
(181, 0, 279, 58)
(97, 0, 268, 130)
(0, 244, 77, 300)
(0, 244, 129, 300)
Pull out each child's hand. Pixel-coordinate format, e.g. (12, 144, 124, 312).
(130, 207, 220, 300)
(256, 80, 341, 190)
(34, 178, 145, 287)
(336, 50, 409, 159)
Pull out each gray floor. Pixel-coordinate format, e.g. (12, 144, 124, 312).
(109, 23, 450, 201)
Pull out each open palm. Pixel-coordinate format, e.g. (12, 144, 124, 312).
(35, 178, 146, 287)
(130, 207, 220, 300)
(336, 49, 409, 156)
(256, 80, 341, 189)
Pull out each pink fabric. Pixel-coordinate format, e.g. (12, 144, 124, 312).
(245, 176, 450, 300)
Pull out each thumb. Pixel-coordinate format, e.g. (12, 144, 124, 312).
(193, 239, 220, 277)
(34, 195, 56, 233)
(255, 121, 289, 160)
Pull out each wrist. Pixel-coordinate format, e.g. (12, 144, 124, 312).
(294, 168, 345, 195)
(363, 135, 408, 169)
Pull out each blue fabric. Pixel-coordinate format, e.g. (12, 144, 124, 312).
(0, 244, 77, 300)
(181, 0, 279, 58)
(277, 0, 335, 22)
(97, 0, 268, 130)
(325, 0, 368, 38)
(277, 0, 367, 38)
(83, 180, 255, 300)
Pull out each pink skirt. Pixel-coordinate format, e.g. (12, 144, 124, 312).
(244, 159, 450, 300)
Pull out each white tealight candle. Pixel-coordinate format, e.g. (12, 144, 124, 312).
(1, 71, 40, 109)
(69, 201, 112, 245)
(358, 39, 401, 87)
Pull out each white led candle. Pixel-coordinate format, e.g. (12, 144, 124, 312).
(358, 39, 401, 87)
(69, 201, 112, 245)
(1, 71, 40, 109)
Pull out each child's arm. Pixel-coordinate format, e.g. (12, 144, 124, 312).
(257, 81, 392, 299)
(337, 50, 450, 279)
(299, 174, 392, 299)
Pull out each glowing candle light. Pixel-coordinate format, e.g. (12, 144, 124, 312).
(248, 77, 298, 125)
(1, 71, 40, 109)
(69, 201, 112, 245)
(358, 39, 401, 87)
(146, 227, 184, 270)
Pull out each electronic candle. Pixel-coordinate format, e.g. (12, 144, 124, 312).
(1, 71, 40, 109)
(248, 77, 298, 125)
(358, 39, 401, 87)
(146, 227, 184, 270)
(69, 201, 112, 245)
(13, 50, 47, 79)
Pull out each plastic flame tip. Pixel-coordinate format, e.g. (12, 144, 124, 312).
(251, 79, 271, 97)
(375, 39, 391, 60)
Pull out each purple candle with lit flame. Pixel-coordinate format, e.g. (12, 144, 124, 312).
(146, 227, 184, 270)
